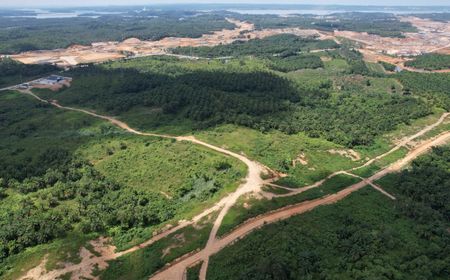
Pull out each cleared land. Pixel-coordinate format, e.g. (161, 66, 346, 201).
(6, 16, 450, 73)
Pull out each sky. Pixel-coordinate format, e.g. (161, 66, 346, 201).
(1, 0, 449, 8)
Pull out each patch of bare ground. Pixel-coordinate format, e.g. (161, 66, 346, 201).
(292, 152, 308, 167)
(18, 255, 49, 280)
(328, 149, 361, 161)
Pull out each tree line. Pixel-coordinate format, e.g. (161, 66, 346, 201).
(172, 34, 339, 58)
(46, 63, 431, 147)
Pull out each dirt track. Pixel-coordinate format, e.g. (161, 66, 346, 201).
(15, 89, 272, 280)
(262, 112, 449, 200)
(151, 130, 450, 280)
(12, 88, 450, 280)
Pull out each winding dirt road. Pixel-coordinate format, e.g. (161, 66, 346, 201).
(15, 89, 272, 280)
(12, 88, 449, 280)
(151, 130, 450, 280)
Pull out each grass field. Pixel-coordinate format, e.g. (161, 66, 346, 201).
(196, 126, 361, 187)
(78, 136, 246, 198)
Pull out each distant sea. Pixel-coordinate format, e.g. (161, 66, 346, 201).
(4, 6, 450, 19)
(227, 8, 450, 15)
(9, 9, 123, 19)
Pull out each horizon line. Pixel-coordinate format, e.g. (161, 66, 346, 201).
(2, 3, 450, 8)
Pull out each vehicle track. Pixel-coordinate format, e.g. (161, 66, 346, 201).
(262, 113, 449, 200)
(151, 130, 450, 280)
(16, 89, 272, 280)
(14, 89, 449, 280)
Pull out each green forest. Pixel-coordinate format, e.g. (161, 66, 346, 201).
(398, 72, 450, 110)
(0, 91, 245, 276)
(0, 14, 234, 54)
(172, 34, 339, 58)
(230, 12, 417, 37)
(267, 54, 324, 72)
(207, 147, 450, 279)
(0, 58, 58, 88)
(405, 54, 450, 70)
(36, 52, 432, 147)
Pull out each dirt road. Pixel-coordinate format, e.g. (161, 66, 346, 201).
(14, 88, 449, 280)
(151, 130, 450, 280)
(16, 89, 272, 280)
(262, 112, 449, 200)
(352, 112, 450, 171)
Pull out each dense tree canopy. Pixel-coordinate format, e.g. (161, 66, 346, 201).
(0, 58, 57, 87)
(405, 54, 450, 70)
(230, 12, 417, 37)
(173, 34, 339, 58)
(0, 13, 235, 54)
(34, 60, 432, 147)
(398, 72, 450, 110)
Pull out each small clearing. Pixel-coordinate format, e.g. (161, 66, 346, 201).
(328, 149, 361, 161)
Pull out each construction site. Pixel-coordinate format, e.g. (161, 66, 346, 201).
(5, 16, 450, 69)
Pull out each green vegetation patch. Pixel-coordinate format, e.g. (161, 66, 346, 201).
(0, 14, 235, 54)
(0, 89, 245, 274)
(0, 91, 107, 181)
(267, 54, 324, 72)
(261, 185, 291, 195)
(172, 34, 339, 58)
(234, 12, 416, 37)
(100, 219, 213, 280)
(186, 262, 202, 280)
(379, 61, 396, 72)
(39, 54, 431, 148)
(398, 72, 450, 110)
(0, 232, 97, 280)
(79, 136, 246, 198)
(352, 147, 408, 178)
(208, 161, 450, 279)
(0, 58, 58, 89)
(197, 126, 359, 186)
(208, 147, 450, 280)
(405, 53, 450, 70)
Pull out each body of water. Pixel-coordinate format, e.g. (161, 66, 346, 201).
(10, 9, 123, 19)
(227, 8, 450, 15)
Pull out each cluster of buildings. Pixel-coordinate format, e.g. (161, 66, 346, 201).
(17, 75, 72, 90)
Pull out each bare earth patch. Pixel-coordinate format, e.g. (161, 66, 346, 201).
(328, 149, 361, 161)
(292, 152, 308, 167)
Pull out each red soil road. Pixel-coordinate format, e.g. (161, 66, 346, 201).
(13, 88, 272, 280)
(263, 112, 449, 200)
(10, 88, 449, 280)
(151, 130, 450, 280)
